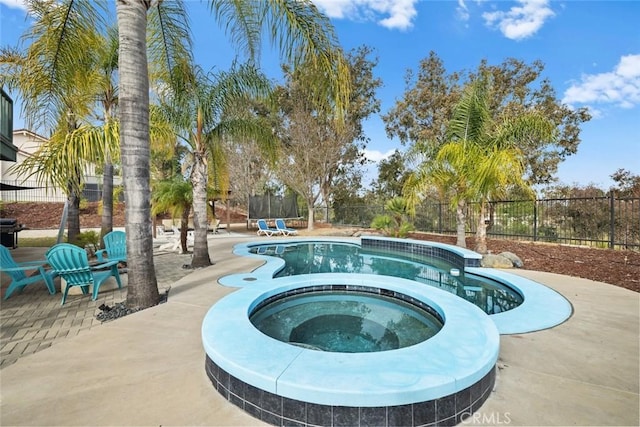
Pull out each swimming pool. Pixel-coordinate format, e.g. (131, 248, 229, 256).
(203, 236, 572, 426)
(250, 241, 524, 315)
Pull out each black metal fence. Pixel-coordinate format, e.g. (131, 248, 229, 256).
(325, 194, 640, 251)
(0, 179, 117, 203)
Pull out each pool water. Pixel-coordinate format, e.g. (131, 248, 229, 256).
(250, 242, 523, 315)
(250, 290, 444, 353)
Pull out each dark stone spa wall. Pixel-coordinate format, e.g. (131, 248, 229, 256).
(206, 356, 496, 427)
(361, 237, 482, 270)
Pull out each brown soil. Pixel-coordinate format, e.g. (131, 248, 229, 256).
(0, 201, 247, 229)
(2, 202, 638, 293)
(408, 232, 639, 293)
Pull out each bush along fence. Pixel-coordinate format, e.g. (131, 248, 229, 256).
(323, 194, 640, 251)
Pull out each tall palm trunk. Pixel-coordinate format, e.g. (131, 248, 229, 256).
(191, 152, 212, 267)
(475, 201, 489, 254)
(100, 160, 114, 245)
(117, 0, 160, 309)
(455, 199, 467, 248)
(100, 108, 117, 246)
(180, 208, 190, 254)
(67, 191, 81, 244)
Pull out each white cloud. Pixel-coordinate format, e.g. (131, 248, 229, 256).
(313, 0, 418, 30)
(456, 0, 470, 22)
(364, 148, 396, 163)
(0, 0, 26, 10)
(563, 54, 640, 110)
(482, 0, 554, 40)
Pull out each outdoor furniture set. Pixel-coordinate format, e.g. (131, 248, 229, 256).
(1, 230, 126, 305)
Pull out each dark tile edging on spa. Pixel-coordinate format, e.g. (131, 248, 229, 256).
(206, 356, 496, 427)
(361, 237, 482, 270)
(250, 284, 445, 326)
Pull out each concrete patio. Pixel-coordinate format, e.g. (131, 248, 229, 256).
(0, 234, 638, 426)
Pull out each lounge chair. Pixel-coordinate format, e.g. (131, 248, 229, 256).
(95, 230, 127, 263)
(46, 243, 122, 305)
(158, 228, 194, 253)
(209, 219, 221, 234)
(1, 244, 57, 299)
(275, 219, 298, 236)
(256, 219, 280, 237)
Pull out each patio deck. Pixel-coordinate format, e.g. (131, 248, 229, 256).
(0, 234, 638, 426)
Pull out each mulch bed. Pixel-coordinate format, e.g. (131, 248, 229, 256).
(409, 232, 639, 293)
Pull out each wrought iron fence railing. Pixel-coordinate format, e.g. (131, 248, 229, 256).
(0, 178, 121, 203)
(322, 194, 640, 251)
(4, 181, 638, 251)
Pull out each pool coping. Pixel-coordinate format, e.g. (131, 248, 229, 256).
(202, 273, 500, 407)
(220, 236, 573, 335)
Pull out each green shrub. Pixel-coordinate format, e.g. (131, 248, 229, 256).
(79, 197, 89, 210)
(370, 197, 415, 238)
(75, 230, 100, 249)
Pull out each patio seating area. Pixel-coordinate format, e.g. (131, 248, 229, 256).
(0, 234, 638, 426)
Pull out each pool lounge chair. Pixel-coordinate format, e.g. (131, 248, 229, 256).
(158, 228, 194, 253)
(275, 219, 298, 236)
(1, 244, 57, 299)
(257, 219, 280, 237)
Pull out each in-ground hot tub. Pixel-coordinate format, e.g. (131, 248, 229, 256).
(202, 275, 500, 426)
(250, 287, 444, 353)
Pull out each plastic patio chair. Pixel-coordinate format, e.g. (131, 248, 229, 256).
(46, 243, 123, 305)
(256, 219, 280, 237)
(275, 219, 298, 236)
(1, 244, 57, 300)
(95, 230, 127, 263)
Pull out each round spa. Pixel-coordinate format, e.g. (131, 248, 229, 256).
(202, 275, 500, 426)
(250, 288, 444, 353)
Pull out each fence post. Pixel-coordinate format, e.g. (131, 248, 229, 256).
(438, 203, 443, 234)
(533, 200, 538, 242)
(609, 190, 615, 249)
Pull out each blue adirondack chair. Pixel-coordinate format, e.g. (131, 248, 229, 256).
(1, 244, 57, 300)
(46, 243, 122, 305)
(95, 230, 127, 263)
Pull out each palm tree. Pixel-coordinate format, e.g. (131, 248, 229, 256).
(7, 0, 350, 309)
(94, 26, 120, 246)
(370, 197, 414, 238)
(0, 0, 107, 244)
(159, 62, 274, 267)
(116, 0, 350, 307)
(151, 177, 193, 254)
(405, 76, 555, 252)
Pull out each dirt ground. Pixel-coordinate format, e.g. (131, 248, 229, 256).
(0, 201, 247, 230)
(408, 232, 639, 293)
(2, 202, 638, 293)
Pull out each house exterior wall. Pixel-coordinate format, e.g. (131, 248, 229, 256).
(1, 129, 120, 202)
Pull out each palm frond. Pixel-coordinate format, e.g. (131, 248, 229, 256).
(207, 0, 350, 119)
(19, 0, 108, 133)
(148, 0, 193, 90)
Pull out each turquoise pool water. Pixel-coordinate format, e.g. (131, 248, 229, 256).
(250, 289, 444, 353)
(250, 242, 523, 315)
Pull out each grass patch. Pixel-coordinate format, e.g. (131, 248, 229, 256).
(18, 237, 60, 247)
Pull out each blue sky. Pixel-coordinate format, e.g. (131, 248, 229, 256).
(1, 0, 639, 189)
